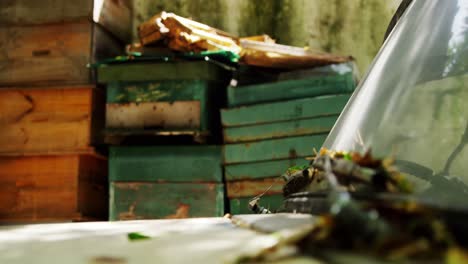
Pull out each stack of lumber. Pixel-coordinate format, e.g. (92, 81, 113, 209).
(0, 0, 132, 223)
(222, 63, 357, 214)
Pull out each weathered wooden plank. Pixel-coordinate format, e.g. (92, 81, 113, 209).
(227, 72, 355, 107)
(221, 95, 351, 127)
(106, 101, 201, 129)
(110, 182, 225, 220)
(0, 153, 107, 222)
(224, 115, 338, 143)
(0, 0, 132, 42)
(0, 86, 103, 155)
(225, 158, 309, 181)
(109, 146, 223, 182)
(223, 134, 327, 164)
(226, 178, 284, 198)
(230, 195, 284, 215)
(97, 61, 229, 83)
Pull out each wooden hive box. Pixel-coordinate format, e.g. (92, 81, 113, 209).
(0, 153, 108, 223)
(109, 146, 225, 220)
(110, 182, 225, 220)
(227, 72, 355, 107)
(0, 86, 104, 155)
(109, 146, 223, 182)
(221, 95, 351, 143)
(223, 134, 327, 165)
(0, 0, 132, 86)
(98, 61, 231, 138)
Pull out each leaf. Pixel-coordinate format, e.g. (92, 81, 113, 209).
(127, 232, 151, 241)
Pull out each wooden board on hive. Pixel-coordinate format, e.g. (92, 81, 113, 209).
(0, 153, 108, 223)
(109, 182, 225, 221)
(0, 86, 104, 155)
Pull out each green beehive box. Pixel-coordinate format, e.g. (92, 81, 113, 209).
(98, 61, 229, 83)
(105, 80, 220, 133)
(110, 182, 225, 220)
(224, 115, 339, 143)
(221, 95, 351, 127)
(98, 61, 230, 136)
(223, 134, 327, 165)
(230, 195, 284, 215)
(225, 158, 309, 181)
(227, 72, 355, 107)
(109, 146, 222, 182)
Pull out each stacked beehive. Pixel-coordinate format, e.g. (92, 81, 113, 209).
(222, 64, 357, 214)
(98, 59, 231, 220)
(0, 0, 132, 223)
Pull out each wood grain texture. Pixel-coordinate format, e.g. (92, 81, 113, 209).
(0, 153, 107, 222)
(106, 101, 201, 129)
(0, 86, 103, 155)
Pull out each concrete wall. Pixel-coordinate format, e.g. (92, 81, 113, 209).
(133, 0, 402, 74)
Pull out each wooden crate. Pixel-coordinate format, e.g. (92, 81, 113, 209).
(227, 72, 355, 107)
(0, 153, 108, 223)
(0, 86, 104, 155)
(110, 182, 225, 220)
(225, 158, 309, 181)
(0, 0, 132, 42)
(105, 80, 222, 134)
(223, 134, 327, 165)
(109, 146, 222, 182)
(0, 20, 123, 86)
